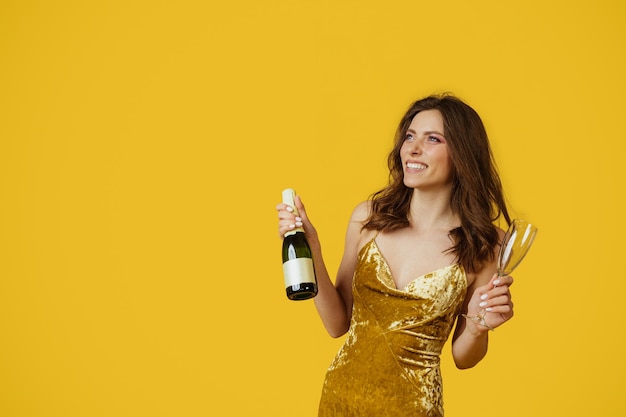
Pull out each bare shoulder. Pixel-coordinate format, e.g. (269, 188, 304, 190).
(350, 200, 372, 222)
(346, 201, 377, 251)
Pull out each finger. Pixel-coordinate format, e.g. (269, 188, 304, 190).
(277, 201, 300, 222)
(278, 218, 303, 236)
(293, 195, 318, 235)
(479, 290, 510, 308)
(493, 274, 514, 288)
(294, 195, 308, 220)
(276, 203, 295, 215)
(485, 294, 514, 312)
(277, 210, 297, 221)
(484, 303, 513, 315)
(488, 285, 511, 298)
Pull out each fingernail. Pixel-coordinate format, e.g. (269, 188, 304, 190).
(295, 217, 302, 222)
(295, 221, 303, 227)
(493, 279, 501, 286)
(485, 307, 493, 312)
(480, 294, 488, 300)
(479, 301, 488, 308)
(288, 224, 295, 229)
(286, 206, 293, 212)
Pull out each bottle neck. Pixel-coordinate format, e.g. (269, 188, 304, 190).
(284, 227, 304, 238)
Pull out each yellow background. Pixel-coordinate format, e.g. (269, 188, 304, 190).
(1, 1, 624, 416)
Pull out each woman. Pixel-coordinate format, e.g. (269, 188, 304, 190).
(276, 94, 514, 416)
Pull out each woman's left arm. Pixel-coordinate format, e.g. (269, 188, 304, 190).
(451, 256, 514, 369)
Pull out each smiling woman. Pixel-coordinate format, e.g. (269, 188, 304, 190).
(276, 94, 516, 416)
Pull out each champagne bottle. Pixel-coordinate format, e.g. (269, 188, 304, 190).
(282, 188, 318, 300)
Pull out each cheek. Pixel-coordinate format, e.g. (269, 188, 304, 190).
(399, 144, 410, 161)
(439, 154, 454, 174)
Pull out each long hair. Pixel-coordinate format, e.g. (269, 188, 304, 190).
(363, 94, 511, 273)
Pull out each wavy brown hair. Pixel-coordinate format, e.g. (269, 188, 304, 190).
(363, 94, 511, 273)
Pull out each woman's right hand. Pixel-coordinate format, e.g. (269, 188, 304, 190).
(276, 195, 319, 244)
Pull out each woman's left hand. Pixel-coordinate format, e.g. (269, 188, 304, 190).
(468, 273, 514, 331)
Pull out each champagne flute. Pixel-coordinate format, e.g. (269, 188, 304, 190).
(463, 219, 538, 330)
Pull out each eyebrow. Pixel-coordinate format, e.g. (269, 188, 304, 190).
(407, 128, 446, 138)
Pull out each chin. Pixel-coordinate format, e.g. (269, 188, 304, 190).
(402, 180, 419, 189)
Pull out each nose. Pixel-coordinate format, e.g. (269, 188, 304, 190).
(409, 138, 422, 154)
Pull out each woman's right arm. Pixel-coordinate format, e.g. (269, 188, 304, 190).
(277, 197, 370, 338)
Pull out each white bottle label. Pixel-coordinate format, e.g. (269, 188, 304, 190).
(283, 258, 315, 287)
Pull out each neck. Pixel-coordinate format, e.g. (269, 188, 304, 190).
(408, 187, 458, 230)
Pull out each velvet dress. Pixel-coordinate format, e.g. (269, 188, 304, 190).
(318, 237, 467, 417)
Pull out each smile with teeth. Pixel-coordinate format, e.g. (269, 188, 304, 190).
(407, 162, 427, 170)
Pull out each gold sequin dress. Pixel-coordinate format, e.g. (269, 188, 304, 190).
(318, 238, 467, 417)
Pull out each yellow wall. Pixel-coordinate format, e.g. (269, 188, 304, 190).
(1, 1, 624, 416)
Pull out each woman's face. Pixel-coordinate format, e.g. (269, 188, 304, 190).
(400, 109, 454, 190)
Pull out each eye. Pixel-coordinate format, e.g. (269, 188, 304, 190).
(427, 135, 442, 143)
(405, 133, 415, 142)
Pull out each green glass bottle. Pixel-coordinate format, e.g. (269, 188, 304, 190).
(282, 188, 318, 300)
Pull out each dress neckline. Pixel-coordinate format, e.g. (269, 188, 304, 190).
(367, 237, 463, 291)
